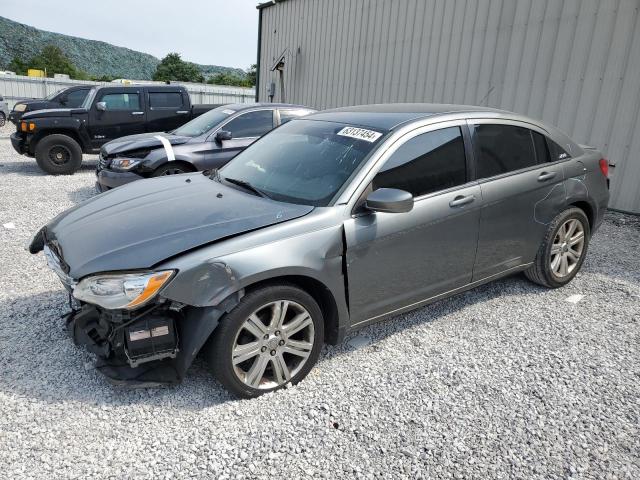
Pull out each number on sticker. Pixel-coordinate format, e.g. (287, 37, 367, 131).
(337, 126, 382, 143)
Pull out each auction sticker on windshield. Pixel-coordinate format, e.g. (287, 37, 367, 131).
(337, 126, 382, 143)
(222, 109, 235, 115)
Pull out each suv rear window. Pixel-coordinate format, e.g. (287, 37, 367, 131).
(149, 92, 184, 108)
(473, 124, 537, 178)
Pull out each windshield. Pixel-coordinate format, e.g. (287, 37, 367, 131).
(220, 119, 387, 206)
(44, 88, 65, 101)
(173, 106, 236, 137)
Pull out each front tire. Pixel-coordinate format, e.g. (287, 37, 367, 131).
(206, 284, 324, 399)
(0, 112, 5, 127)
(35, 134, 83, 175)
(525, 207, 590, 288)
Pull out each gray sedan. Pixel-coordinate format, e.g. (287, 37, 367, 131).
(30, 104, 610, 398)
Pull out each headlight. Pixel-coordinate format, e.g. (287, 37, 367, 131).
(110, 158, 141, 171)
(13, 103, 27, 112)
(73, 270, 175, 310)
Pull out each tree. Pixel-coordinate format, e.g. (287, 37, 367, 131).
(245, 64, 257, 87)
(29, 45, 87, 79)
(8, 57, 28, 75)
(153, 53, 204, 83)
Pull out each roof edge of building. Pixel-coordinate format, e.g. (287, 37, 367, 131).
(257, 0, 287, 10)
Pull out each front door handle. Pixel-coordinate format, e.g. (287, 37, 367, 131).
(131, 111, 144, 116)
(176, 110, 189, 114)
(449, 195, 475, 208)
(538, 171, 557, 182)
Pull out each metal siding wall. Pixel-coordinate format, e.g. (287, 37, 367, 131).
(259, 0, 640, 212)
(0, 75, 255, 109)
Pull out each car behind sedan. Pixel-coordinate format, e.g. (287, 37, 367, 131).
(31, 104, 609, 398)
(96, 103, 315, 192)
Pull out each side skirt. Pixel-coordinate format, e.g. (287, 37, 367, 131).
(350, 263, 533, 330)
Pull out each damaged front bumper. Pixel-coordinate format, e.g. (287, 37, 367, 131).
(64, 301, 224, 387)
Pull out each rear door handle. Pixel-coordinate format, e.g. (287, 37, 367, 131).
(176, 110, 189, 114)
(131, 111, 144, 116)
(538, 171, 557, 182)
(449, 195, 475, 207)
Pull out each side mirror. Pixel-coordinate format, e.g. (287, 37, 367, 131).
(365, 188, 414, 214)
(96, 101, 107, 112)
(216, 130, 232, 142)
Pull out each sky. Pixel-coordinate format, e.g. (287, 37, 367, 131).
(2, 0, 259, 69)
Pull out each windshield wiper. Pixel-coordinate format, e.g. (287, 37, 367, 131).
(223, 177, 270, 199)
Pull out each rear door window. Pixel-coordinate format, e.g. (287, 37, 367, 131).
(472, 124, 537, 178)
(547, 139, 571, 161)
(373, 126, 467, 197)
(532, 131, 551, 163)
(224, 110, 274, 138)
(149, 92, 184, 108)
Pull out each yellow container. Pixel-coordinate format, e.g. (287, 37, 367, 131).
(27, 69, 46, 78)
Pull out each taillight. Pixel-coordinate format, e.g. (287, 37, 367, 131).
(599, 158, 609, 178)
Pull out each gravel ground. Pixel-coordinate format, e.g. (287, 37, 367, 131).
(0, 121, 638, 479)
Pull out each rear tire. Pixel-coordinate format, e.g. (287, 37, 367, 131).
(152, 162, 194, 177)
(0, 112, 5, 127)
(524, 207, 590, 288)
(205, 284, 324, 399)
(35, 134, 83, 175)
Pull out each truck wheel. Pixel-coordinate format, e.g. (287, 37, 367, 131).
(524, 207, 590, 288)
(205, 284, 324, 399)
(35, 134, 83, 175)
(0, 112, 5, 127)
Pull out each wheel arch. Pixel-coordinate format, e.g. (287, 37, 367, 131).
(30, 129, 85, 154)
(568, 200, 594, 230)
(154, 159, 197, 174)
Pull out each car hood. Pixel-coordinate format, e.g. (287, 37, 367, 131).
(37, 173, 314, 279)
(101, 132, 193, 156)
(14, 99, 56, 111)
(22, 108, 86, 119)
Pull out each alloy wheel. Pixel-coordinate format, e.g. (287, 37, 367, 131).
(231, 300, 315, 389)
(550, 218, 585, 278)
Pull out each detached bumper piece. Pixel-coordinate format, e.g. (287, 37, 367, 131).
(65, 304, 181, 387)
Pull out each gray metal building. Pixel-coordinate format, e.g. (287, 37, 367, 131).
(256, 0, 640, 213)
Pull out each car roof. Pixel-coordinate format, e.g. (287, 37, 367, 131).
(305, 103, 513, 130)
(222, 102, 315, 111)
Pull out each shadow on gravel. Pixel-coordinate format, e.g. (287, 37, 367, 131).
(0, 276, 545, 408)
(0, 159, 98, 176)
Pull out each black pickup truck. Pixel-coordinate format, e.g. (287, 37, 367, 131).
(8, 85, 92, 125)
(10, 85, 220, 174)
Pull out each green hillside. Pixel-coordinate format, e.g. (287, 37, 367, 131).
(0, 16, 246, 80)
